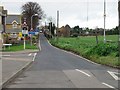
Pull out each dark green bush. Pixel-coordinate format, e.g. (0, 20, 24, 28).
(86, 43, 118, 56)
(71, 33, 79, 37)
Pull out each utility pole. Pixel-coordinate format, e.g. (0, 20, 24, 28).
(118, 0, 120, 61)
(87, 0, 89, 28)
(57, 10, 59, 42)
(118, 0, 120, 33)
(103, 0, 106, 43)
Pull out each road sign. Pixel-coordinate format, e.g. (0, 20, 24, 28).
(29, 31, 35, 35)
(19, 32, 22, 38)
(22, 30, 28, 35)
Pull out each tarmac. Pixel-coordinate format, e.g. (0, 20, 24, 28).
(1, 49, 39, 89)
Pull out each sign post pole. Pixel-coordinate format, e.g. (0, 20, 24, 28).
(24, 34, 26, 50)
(22, 18, 28, 50)
(30, 34, 32, 46)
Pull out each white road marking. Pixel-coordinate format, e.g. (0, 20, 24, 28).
(107, 71, 120, 80)
(102, 82, 115, 88)
(47, 40, 100, 66)
(39, 39, 41, 51)
(75, 69, 91, 77)
(32, 53, 37, 61)
(2, 55, 10, 57)
(28, 53, 32, 56)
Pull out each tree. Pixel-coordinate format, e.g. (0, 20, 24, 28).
(48, 22, 56, 36)
(47, 16, 56, 36)
(73, 26, 80, 34)
(21, 2, 44, 30)
(51, 24, 56, 36)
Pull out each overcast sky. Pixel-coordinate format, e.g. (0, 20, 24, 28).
(0, 0, 118, 29)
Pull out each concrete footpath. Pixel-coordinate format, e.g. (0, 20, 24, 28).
(1, 49, 39, 89)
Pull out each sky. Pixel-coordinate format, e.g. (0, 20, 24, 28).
(0, 0, 119, 29)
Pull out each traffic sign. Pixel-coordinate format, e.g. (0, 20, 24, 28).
(22, 30, 28, 35)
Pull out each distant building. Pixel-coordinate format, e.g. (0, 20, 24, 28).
(58, 24, 71, 37)
(6, 14, 22, 33)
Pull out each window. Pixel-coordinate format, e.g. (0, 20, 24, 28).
(12, 23, 17, 28)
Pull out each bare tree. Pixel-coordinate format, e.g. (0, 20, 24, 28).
(21, 2, 44, 30)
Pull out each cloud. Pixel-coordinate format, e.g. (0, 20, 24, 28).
(1, 0, 118, 29)
(1, 0, 117, 3)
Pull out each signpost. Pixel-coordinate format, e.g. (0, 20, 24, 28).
(22, 18, 28, 50)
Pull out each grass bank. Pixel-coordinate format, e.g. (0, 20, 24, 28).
(49, 35, 119, 68)
(2, 43, 38, 52)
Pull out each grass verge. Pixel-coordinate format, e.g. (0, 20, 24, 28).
(2, 43, 38, 52)
(49, 35, 119, 69)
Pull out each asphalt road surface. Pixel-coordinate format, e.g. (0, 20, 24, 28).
(5, 33, 119, 89)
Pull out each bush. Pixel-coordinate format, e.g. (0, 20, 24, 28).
(71, 33, 78, 37)
(86, 43, 118, 56)
(32, 36, 37, 43)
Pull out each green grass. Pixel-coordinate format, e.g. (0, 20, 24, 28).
(50, 35, 119, 68)
(2, 43, 38, 52)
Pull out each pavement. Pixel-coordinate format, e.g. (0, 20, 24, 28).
(1, 49, 39, 89)
(2, 33, 119, 89)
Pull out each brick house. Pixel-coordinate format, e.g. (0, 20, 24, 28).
(0, 6, 7, 32)
(0, 6, 7, 45)
(58, 24, 71, 37)
(6, 14, 22, 33)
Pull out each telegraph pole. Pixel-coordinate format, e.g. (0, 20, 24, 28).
(118, 0, 120, 30)
(87, 0, 89, 28)
(57, 10, 59, 42)
(103, 0, 106, 43)
(118, 0, 120, 61)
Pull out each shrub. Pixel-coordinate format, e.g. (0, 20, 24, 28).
(71, 33, 78, 37)
(86, 43, 118, 56)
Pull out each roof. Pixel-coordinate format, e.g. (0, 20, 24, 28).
(6, 15, 21, 24)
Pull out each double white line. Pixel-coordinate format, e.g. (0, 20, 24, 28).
(32, 53, 37, 61)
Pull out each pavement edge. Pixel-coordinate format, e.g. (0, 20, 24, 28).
(2, 52, 38, 89)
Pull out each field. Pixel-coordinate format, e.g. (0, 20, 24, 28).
(50, 35, 119, 68)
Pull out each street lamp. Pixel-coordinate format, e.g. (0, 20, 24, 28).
(30, 14, 39, 46)
(31, 14, 38, 31)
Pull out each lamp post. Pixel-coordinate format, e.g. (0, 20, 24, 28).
(30, 14, 38, 46)
(31, 14, 38, 31)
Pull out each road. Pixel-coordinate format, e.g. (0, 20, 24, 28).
(4, 33, 119, 89)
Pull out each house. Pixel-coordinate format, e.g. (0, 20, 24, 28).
(6, 14, 22, 33)
(0, 7, 3, 32)
(0, 6, 7, 32)
(58, 24, 71, 37)
(0, 6, 7, 45)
